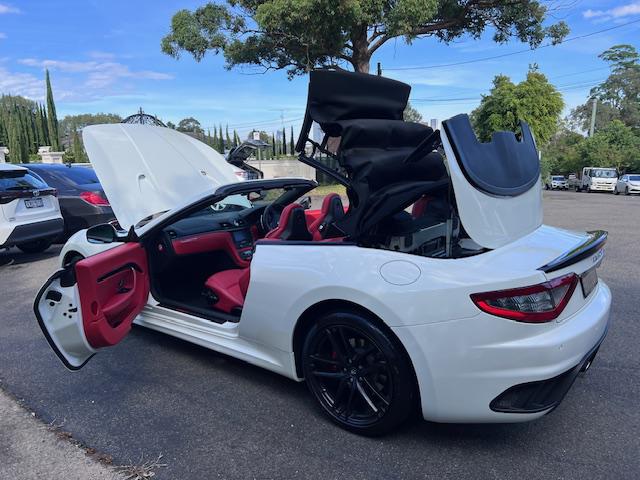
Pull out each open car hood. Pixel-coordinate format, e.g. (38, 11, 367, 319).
(83, 124, 239, 230)
(441, 114, 543, 249)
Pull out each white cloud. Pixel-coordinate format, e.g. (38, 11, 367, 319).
(583, 1, 640, 21)
(18, 57, 173, 90)
(0, 3, 20, 14)
(0, 67, 43, 99)
(0, 32, 6, 39)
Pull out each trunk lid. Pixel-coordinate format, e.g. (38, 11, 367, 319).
(441, 114, 543, 249)
(83, 124, 239, 230)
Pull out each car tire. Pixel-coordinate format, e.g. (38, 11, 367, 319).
(614, 187, 619, 195)
(301, 311, 417, 436)
(16, 238, 54, 254)
(625, 187, 630, 196)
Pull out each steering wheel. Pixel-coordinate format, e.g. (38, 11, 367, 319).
(261, 203, 284, 232)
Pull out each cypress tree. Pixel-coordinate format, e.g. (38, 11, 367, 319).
(233, 129, 239, 147)
(225, 124, 230, 147)
(272, 133, 276, 157)
(45, 70, 60, 150)
(290, 126, 295, 156)
(281, 127, 286, 156)
(212, 127, 219, 151)
(218, 124, 224, 153)
(71, 125, 85, 163)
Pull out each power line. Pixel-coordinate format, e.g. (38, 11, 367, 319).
(384, 18, 640, 71)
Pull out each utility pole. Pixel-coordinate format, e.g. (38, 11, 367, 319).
(377, 62, 382, 76)
(589, 97, 597, 137)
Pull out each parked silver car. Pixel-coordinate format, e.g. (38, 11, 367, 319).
(615, 174, 640, 195)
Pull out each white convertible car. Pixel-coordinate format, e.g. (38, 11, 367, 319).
(35, 71, 610, 435)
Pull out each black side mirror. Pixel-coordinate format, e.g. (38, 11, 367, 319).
(299, 195, 312, 210)
(86, 223, 130, 244)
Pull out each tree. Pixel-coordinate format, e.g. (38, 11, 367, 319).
(162, 1, 568, 77)
(571, 45, 640, 132)
(45, 70, 60, 150)
(272, 132, 276, 156)
(233, 129, 240, 147)
(540, 126, 584, 176)
(290, 125, 295, 155)
(59, 113, 122, 138)
(577, 120, 640, 173)
(177, 117, 204, 134)
(225, 124, 231, 147)
(471, 67, 564, 145)
(218, 123, 225, 152)
(71, 125, 87, 163)
(282, 127, 286, 156)
(403, 103, 423, 123)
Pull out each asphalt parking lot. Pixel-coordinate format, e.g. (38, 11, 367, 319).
(0, 190, 638, 479)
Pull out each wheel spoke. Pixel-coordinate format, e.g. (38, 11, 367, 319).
(355, 379, 378, 413)
(311, 371, 347, 379)
(336, 327, 355, 358)
(332, 377, 347, 406)
(361, 377, 390, 406)
(324, 328, 347, 361)
(343, 381, 357, 419)
(353, 344, 376, 362)
(309, 354, 341, 366)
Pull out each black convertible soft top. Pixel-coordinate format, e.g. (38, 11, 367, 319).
(296, 70, 447, 238)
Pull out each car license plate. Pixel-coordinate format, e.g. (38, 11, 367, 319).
(580, 267, 598, 298)
(24, 198, 44, 209)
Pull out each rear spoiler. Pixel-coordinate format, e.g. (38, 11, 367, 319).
(539, 230, 607, 273)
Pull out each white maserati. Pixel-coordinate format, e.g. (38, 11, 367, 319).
(35, 71, 610, 435)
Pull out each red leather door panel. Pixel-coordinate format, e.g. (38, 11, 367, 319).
(75, 243, 149, 349)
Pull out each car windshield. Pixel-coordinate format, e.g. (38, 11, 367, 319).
(0, 171, 48, 191)
(552, 176, 565, 180)
(628, 175, 640, 181)
(592, 169, 617, 178)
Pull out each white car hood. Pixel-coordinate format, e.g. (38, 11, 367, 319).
(83, 124, 239, 230)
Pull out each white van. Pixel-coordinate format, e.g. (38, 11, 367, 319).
(0, 163, 64, 253)
(576, 167, 618, 193)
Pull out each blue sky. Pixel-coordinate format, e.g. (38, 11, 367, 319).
(1, 1, 639, 138)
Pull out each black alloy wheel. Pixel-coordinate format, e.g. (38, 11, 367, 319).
(16, 238, 53, 254)
(302, 312, 416, 435)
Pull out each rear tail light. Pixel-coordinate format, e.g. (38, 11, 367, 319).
(80, 191, 110, 206)
(470, 273, 578, 323)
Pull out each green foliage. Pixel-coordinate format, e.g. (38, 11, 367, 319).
(403, 102, 423, 122)
(570, 44, 640, 131)
(59, 113, 122, 137)
(290, 125, 295, 155)
(282, 127, 287, 156)
(45, 70, 60, 150)
(577, 120, 640, 172)
(162, 1, 568, 76)
(177, 116, 204, 133)
(471, 68, 564, 145)
(0, 95, 50, 163)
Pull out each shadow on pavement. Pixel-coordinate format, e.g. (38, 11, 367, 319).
(0, 246, 61, 267)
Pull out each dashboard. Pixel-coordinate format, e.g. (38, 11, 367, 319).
(157, 206, 266, 266)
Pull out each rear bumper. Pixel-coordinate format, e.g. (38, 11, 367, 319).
(0, 218, 64, 248)
(392, 281, 611, 423)
(59, 198, 115, 237)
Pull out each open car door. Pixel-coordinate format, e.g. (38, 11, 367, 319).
(34, 243, 149, 370)
(441, 114, 543, 249)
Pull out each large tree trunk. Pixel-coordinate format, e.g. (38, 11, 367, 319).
(350, 26, 371, 73)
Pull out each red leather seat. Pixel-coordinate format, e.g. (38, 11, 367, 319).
(411, 196, 432, 218)
(265, 203, 312, 241)
(309, 193, 345, 240)
(204, 268, 250, 314)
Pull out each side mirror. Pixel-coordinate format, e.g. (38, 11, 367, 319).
(299, 195, 312, 210)
(86, 223, 130, 244)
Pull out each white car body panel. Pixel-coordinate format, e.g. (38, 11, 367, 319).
(441, 128, 543, 249)
(82, 124, 240, 230)
(0, 163, 63, 246)
(616, 175, 640, 194)
(52, 221, 610, 422)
